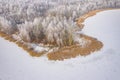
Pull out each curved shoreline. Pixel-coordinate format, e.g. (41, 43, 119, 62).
(76, 8, 119, 29)
(1, 9, 118, 60)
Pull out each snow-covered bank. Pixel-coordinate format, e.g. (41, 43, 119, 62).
(0, 10, 120, 80)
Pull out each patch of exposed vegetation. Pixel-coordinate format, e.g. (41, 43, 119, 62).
(47, 34, 103, 60)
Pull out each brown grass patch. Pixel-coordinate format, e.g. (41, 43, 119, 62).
(16, 42, 45, 57)
(47, 34, 103, 60)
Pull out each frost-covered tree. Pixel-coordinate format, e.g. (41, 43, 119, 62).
(0, 17, 16, 34)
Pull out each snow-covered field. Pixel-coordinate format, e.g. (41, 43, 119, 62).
(0, 9, 120, 80)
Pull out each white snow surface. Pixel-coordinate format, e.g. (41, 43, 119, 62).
(0, 10, 120, 80)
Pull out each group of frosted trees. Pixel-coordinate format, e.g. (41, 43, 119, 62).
(17, 16, 79, 46)
(0, 0, 120, 47)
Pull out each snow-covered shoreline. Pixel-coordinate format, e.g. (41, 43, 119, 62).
(83, 9, 120, 53)
(0, 9, 120, 80)
(0, 0, 120, 60)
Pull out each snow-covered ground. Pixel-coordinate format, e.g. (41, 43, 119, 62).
(0, 9, 120, 80)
